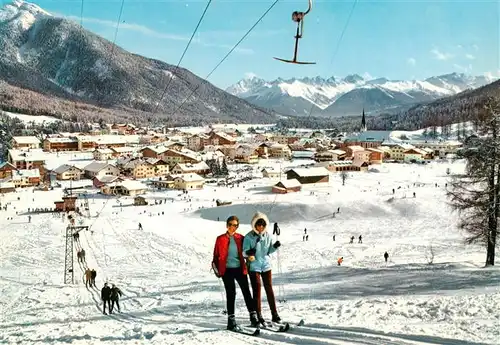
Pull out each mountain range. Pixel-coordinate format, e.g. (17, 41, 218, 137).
(0, 0, 275, 125)
(226, 73, 497, 117)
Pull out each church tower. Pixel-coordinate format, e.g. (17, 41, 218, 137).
(361, 108, 367, 132)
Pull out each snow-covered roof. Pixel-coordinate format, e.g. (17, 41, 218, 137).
(12, 168, 40, 179)
(53, 164, 82, 174)
(45, 137, 77, 143)
(12, 136, 40, 145)
(172, 173, 205, 182)
(120, 180, 148, 191)
(173, 162, 210, 172)
(275, 179, 301, 189)
(8, 149, 46, 162)
(84, 162, 115, 172)
(0, 181, 15, 189)
(286, 167, 330, 177)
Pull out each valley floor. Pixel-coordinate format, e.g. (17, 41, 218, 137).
(0, 159, 499, 345)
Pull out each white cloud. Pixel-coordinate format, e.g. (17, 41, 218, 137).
(472, 44, 479, 51)
(431, 48, 454, 61)
(60, 14, 253, 54)
(484, 70, 500, 79)
(407, 57, 416, 66)
(465, 54, 475, 60)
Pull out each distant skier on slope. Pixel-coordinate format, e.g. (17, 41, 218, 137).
(85, 268, 92, 288)
(243, 212, 282, 326)
(384, 252, 389, 263)
(212, 215, 258, 331)
(91, 269, 97, 287)
(337, 257, 343, 266)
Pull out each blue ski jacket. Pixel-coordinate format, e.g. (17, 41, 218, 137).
(242, 212, 278, 273)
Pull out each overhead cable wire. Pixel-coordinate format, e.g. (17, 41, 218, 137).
(167, 0, 280, 119)
(153, 0, 214, 114)
(306, 0, 358, 119)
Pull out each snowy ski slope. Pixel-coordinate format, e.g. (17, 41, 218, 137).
(0, 159, 499, 345)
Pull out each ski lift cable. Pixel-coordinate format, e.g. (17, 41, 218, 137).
(306, 0, 358, 119)
(106, 0, 126, 68)
(152, 0, 214, 115)
(167, 0, 280, 119)
(79, 0, 84, 26)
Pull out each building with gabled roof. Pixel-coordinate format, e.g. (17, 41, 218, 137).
(285, 167, 330, 184)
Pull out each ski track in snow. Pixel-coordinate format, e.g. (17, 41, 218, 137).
(0, 159, 499, 344)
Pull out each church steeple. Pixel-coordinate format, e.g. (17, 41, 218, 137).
(361, 108, 367, 132)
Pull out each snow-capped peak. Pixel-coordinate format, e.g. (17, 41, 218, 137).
(226, 72, 498, 116)
(0, 0, 51, 30)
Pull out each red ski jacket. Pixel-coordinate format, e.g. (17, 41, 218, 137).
(213, 232, 247, 277)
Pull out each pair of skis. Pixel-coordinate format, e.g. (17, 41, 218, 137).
(229, 319, 300, 336)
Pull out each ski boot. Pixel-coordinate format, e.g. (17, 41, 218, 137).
(257, 313, 267, 327)
(227, 314, 238, 331)
(272, 313, 281, 323)
(250, 311, 259, 327)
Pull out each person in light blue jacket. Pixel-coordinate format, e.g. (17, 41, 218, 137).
(243, 212, 282, 325)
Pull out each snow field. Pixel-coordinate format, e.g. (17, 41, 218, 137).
(0, 159, 499, 344)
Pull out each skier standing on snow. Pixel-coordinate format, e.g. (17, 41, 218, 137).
(101, 283, 112, 315)
(358, 235, 362, 243)
(243, 212, 282, 325)
(110, 284, 123, 313)
(212, 215, 259, 330)
(138, 223, 143, 230)
(384, 251, 389, 263)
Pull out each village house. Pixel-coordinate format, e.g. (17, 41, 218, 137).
(383, 143, 414, 161)
(76, 136, 97, 151)
(7, 149, 45, 170)
(366, 148, 384, 164)
(186, 133, 210, 151)
(208, 131, 237, 146)
(168, 173, 205, 190)
(11, 168, 41, 187)
(140, 146, 169, 159)
(261, 168, 282, 179)
(52, 164, 84, 180)
(93, 136, 130, 149)
(92, 175, 123, 188)
(217, 144, 238, 160)
(145, 158, 170, 176)
(272, 179, 302, 194)
(11, 136, 41, 150)
(171, 161, 210, 176)
(102, 179, 148, 196)
(83, 162, 120, 179)
(0, 181, 16, 193)
(403, 148, 431, 163)
(314, 149, 346, 162)
(285, 167, 330, 184)
(234, 144, 259, 164)
(119, 158, 169, 179)
(0, 162, 16, 178)
(161, 149, 199, 167)
(268, 144, 292, 159)
(256, 142, 272, 158)
(316, 160, 367, 172)
(352, 149, 371, 163)
(43, 137, 79, 152)
(93, 148, 114, 161)
(344, 145, 365, 158)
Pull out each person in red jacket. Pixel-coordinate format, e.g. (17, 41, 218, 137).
(213, 215, 259, 330)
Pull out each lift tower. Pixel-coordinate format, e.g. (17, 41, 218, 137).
(64, 225, 89, 284)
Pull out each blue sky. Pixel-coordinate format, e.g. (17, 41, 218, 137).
(16, 0, 500, 89)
